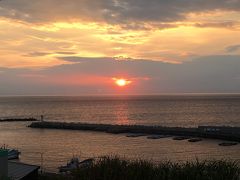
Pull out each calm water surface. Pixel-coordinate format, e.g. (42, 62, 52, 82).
(0, 95, 240, 126)
(0, 95, 239, 172)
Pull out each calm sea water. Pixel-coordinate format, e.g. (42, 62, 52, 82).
(0, 95, 240, 126)
(0, 95, 239, 172)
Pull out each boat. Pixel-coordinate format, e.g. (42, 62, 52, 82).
(147, 135, 171, 139)
(58, 157, 80, 173)
(126, 133, 146, 138)
(219, 142, 238, 146)
(7, 149, 21, 160)
(188, 138, 202, 142)
(173, 136, 189, 140)
(0, 145, 21, 160)
(59, 158, 94, 172)
(79, 158, 94, 168)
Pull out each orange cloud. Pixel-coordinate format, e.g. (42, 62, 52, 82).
(0, 7, 240, 68)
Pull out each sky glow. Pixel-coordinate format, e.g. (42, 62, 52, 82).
(0, 0, 239, 95)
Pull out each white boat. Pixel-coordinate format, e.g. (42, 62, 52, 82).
(79, 158, 94, 168)
(0, 145, 21, 160)
(59, 157, 94, 172)
(7, 149, 21, 160)
(58, 158, 80, 173)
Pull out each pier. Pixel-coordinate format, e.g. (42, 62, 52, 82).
(0, 118, 38, 122)
(28, 121, 240, 142)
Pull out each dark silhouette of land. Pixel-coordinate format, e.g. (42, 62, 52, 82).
(0, 118, 38, 122)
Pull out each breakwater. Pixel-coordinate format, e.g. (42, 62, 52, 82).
(28, 121, 240, 142)
(0, 118, 38, 122)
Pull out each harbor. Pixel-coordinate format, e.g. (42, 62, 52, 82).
(0, 120, 240, 178)
(29, 121, 240, 142)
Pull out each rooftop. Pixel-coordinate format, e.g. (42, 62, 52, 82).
(8, 161, 39, 180)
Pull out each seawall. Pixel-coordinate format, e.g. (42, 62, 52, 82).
(28, 121, 240, 142)
(0, 118, 38, 122)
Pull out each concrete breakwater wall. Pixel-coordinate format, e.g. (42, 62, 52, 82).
(28, 121, 240, 142)
(0, 118, 38, 122)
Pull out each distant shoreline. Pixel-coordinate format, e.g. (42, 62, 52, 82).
(0, 118, 38, 122)
(1, 93, 240, 97)
(29, 121, 240, 142)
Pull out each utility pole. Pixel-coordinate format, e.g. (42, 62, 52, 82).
(40, 115, 44, 122)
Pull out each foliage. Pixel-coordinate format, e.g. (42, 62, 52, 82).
(60, 156, 240, 180)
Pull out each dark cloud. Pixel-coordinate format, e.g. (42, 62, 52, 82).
(23, 51, 77, 57)
(226, 44, 240, 52)
(0, 0, 240, 27)
(194, 22, 237, 28)
(55, 52, 77, 55)
(0, 55, 239, 95)
(23, 52, 50, 57)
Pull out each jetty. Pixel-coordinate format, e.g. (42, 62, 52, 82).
(0, 118, 38, 122)
(28, 121, 240, 142)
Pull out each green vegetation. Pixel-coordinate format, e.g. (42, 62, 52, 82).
(40, 156, 240, 180)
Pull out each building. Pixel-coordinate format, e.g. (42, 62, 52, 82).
(1, 149, 39, 180)
(198, 126, 240, 135)
(8, 161, 40, 180)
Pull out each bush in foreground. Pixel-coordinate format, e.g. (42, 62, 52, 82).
(40, 156, 240, 180)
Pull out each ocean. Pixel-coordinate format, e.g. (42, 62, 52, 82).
(0, 95, 239, 172)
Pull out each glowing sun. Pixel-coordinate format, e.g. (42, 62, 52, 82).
(113, 78, 132, 87)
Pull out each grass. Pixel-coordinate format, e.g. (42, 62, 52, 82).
(40, 156, 240, 180)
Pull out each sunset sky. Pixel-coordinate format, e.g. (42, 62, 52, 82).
(0, 0, 240, 95)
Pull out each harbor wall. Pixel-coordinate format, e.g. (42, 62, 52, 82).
(28, 121, 240, 142)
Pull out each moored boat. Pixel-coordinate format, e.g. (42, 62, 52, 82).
(7, 149, 21, 160)
(58, 157, 80, 173)
(79, 158, 94, 168)
(59, 157, 95, 172)
(147, 135, 171, 139)
(219, 142, 238, 146)
(0, 145, 21, 160)
(173, 136, 189, 140)
(126, 133, 146, 138)
(188, 138, 202, 142)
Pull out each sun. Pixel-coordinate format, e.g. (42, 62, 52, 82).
(113, 78, 132, 87)
(116, 79, 127, 86)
